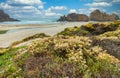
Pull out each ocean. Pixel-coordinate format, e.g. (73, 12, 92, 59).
(0, 18, 59, 25)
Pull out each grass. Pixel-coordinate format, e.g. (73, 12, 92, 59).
(11, 33, 50, 46)
(0, 30, 8, 34)
(0, 46, 29, 78)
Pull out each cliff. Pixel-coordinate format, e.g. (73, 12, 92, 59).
(0, 10, 19, 22)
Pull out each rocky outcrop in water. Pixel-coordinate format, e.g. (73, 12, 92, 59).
(58, 13, 89, 22)
(58, 9, 119, 22)
(90, 9, 119, 21)
(0, 10, 19, 22)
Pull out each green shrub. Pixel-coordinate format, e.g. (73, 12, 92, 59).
(0, 30, 8, 34)
(58, 27, 89, 36)
(11, 33, 50, 46)
(58, 21, 120, 36)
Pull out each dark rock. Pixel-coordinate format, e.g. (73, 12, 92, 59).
(58, 13, 89, 22)
(0, 10, 19, 22)
(108, 14, 120, 21)
(58, 15, 66, 21)
(90, 9, 119, 21)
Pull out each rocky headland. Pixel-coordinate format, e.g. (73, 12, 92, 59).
(0, 10, 19, 22)
(58, 9, 119, 22)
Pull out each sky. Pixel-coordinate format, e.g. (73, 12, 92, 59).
(0, 0, 120, 18)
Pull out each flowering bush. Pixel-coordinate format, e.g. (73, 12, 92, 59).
(24, 36, 120, 78)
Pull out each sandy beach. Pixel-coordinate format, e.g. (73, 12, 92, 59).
(0, 22, 90, 48)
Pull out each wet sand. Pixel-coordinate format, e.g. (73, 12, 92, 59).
(0, 22, 90, 48)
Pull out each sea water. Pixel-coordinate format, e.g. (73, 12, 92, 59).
(0, 17, 59, 25)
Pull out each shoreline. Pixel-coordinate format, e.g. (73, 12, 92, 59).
(0, 23, 57, 30)
(0, 22, 91, 48)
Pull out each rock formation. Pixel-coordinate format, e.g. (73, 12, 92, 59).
(0, 10, 19, 22)
(90, 9, 119, 21)
(58, 9, 119, 22)
(58, 13, 89, 22)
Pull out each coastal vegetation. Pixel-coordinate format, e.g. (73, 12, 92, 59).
(0, 46, 28, 78)
(11, 33, 50, 46)
(0, 20, 120, 78)
(0, 30, 8, 34)
(58, 20, 120, 36)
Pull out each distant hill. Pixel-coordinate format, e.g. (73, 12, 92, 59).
(0, 10, 19, 22)
(58, 9, 119, 22)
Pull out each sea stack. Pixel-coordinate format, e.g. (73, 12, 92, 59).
(58, 13, 89, 22)
(90, 9, 119, 21)
(58, 9, 119, 22)
(0, 10, 19, 22)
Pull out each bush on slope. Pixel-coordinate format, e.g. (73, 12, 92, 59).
(22, 36, 120, 78)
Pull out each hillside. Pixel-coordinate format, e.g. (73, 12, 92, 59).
(0, 10, 19, 22)
(0, 21, 120, 78)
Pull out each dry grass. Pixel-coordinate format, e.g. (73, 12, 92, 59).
(11, 33, 50, 46)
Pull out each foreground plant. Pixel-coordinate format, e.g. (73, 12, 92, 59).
(24, 36, 120, 78)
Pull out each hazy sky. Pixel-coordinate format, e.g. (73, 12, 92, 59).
(0, 0, 120, 18)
